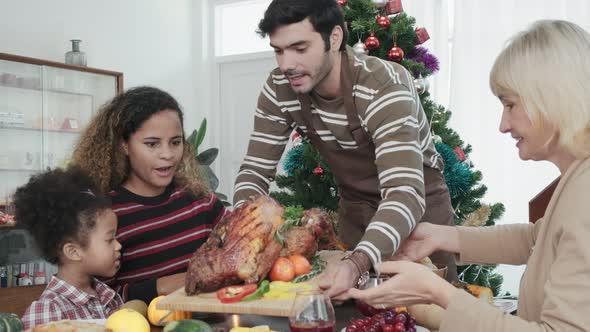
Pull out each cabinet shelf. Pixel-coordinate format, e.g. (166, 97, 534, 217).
(0, 126, 80, 134)
(0, 81, 93, 98)
(0, 168, 39, 172)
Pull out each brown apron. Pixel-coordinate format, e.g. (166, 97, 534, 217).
(296, 52, 457, 281)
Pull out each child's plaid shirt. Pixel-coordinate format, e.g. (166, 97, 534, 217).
(22, 276, 123, 329)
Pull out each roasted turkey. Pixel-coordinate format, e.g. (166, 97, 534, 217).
(185, 195, 285, 295)
(185, 196, 346, 295)
(280, 208, 347, 258)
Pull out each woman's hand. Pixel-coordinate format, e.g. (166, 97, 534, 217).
(392, 223, 460, 262)
(347, 261, 458, 309)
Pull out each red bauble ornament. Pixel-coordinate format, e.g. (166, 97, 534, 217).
(454, 146, 466, 161)
(376, 15, 391, 29)
(313, 165, 324, 176)
(365, 33, 380, 50)
(337, 0, 348, 6)
(387, 43, 404, 62)
(415, 27, 430, 44)
(385, 0, 403, 15)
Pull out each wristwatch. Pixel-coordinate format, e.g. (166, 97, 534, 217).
(341, 252, 370, 288)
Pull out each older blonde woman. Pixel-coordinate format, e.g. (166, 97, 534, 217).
(348, 20, 590, 331)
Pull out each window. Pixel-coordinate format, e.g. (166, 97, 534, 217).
(214, 0, 273, 57)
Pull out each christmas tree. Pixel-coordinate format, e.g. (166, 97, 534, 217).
(270, 0, 506, 295)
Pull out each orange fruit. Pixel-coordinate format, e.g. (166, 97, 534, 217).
(288, 255, 311, 276)
(270, 257, 296, 282)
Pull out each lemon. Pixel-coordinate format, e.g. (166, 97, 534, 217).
(106, 308, 151, 332)
(229, 328, 252, 332)
(121, 299, 148, 318)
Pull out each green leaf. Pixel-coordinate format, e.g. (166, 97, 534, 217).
(274, 217, 301, 246)
(284, 205, 304, 220)
(293, 255, 326, 283)
(197, 148, 219, 166)
(194, 118, 207, 151)
(187, 129, 198, 150)
(199, 165, 219, 191)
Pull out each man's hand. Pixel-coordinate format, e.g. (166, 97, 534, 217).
(319, 259, 361, 302)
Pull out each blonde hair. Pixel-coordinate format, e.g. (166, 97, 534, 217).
(71, 86, 209, 197)
(490, 20, 590, 159)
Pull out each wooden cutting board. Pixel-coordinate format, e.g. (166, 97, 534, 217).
(157, 250, 347, 317)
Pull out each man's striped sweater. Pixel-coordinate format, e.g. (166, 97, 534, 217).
(233, 46, 443, 266)
(105, 185, 228, 303)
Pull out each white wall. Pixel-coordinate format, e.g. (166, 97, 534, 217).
(0, 0, 203, 133)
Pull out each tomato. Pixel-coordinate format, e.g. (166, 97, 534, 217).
(288, 255, 312, 276)
(270, 257, 296, 281)
(216, 284, 258, 303)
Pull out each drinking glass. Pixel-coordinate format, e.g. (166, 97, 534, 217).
(289, 289, 336, 332)
(355, 276, 389, 316)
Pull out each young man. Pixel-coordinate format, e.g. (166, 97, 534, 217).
(233, 0, 457, 300)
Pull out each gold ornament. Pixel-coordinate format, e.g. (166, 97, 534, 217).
(461, 205, 492, 227)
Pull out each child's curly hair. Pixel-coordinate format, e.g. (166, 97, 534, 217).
(70, 86, 208, 197)
(13, 167, 111, 264)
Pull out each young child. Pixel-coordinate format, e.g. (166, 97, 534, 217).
(71, 86, 228, 303)
(15, 167, 123, 329)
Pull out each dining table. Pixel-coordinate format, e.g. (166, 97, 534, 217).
(148, 301, 437, 332)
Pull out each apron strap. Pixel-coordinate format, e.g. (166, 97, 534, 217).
(297, 51, 370, 146)
(340, 51, 363, 140)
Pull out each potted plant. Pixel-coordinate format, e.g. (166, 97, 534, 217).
(187, 118, 230, 206)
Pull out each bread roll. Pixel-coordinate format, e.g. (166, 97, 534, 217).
(30, 320, 110, 332)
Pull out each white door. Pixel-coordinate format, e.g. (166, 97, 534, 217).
(216, 54, 276, 203)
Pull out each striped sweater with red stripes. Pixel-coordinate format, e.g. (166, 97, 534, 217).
(105, 184, 228, 303)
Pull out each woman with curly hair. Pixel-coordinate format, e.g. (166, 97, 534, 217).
(16, 167, 123, 329)
(71, 86, 228, 303)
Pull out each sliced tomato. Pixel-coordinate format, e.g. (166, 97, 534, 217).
(216, 284, 258, 303)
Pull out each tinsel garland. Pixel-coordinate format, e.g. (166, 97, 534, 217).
(435, 142, 474, 200)
(406, 46, 440, 76)
(283, 144, 305, 176)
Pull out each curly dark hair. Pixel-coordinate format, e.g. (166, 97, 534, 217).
(71, 86, 208, 197)
(257, 0, 348, 51)
(13, 167, 111, 264)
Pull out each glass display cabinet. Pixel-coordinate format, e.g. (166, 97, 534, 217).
(0, 52, 123, 214)
(0, 52, 123, 291)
